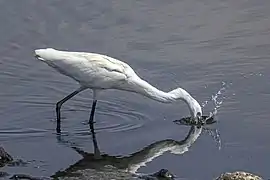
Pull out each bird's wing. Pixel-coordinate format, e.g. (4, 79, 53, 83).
(56, 51, 138, 88)
(35, 48, 137, 88)
(78, 52, 136, 79)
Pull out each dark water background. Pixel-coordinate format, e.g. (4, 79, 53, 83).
(0, 0, 270, 179)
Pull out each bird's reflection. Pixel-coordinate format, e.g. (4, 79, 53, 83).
(52, 123, 204, 179)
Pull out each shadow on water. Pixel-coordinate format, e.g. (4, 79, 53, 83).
(51, 124, 204, 180)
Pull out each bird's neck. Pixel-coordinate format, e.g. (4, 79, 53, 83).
(127, 77, 196, 115)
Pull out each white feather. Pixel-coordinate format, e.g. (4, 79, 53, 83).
(35, 48, 202, 118)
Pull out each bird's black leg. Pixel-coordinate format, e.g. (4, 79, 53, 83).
(89, 100, 97, 125)
(56, 87, 86, 133)
(88, 100, 100, 157)
(91, 125, 101, 158)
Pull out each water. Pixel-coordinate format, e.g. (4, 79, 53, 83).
(0, 0, 270, 179)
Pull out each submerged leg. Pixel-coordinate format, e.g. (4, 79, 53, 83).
(88, 90, 100, 156)
(56, 86, 86, 133)
(88, 99, 100, 158)
(88, 110, 101, 159)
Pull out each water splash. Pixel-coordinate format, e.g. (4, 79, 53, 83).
(203, 127, 222, 150)
(201, 81, 230, 150)
(202, 81, 228, 120)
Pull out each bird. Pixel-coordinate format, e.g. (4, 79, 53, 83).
(34, 48, 202, 133)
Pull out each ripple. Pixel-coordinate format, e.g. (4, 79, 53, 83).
(2, 88, 150, 137)
(0, 128, 48, 137)
(73, 100, 150, 135)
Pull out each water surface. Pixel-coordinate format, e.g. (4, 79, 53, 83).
(0, 0, 270, 179)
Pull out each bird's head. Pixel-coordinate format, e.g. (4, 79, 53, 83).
(191, 99, 202, 122)
(193, 99, 202, 120)
(169, 88, 202, 122)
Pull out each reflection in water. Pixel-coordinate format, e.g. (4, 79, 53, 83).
(52, 125, 202, 179)
(174, 116, 222, 150)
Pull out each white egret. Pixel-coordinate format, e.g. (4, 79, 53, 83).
(34, 48, 202, 133)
